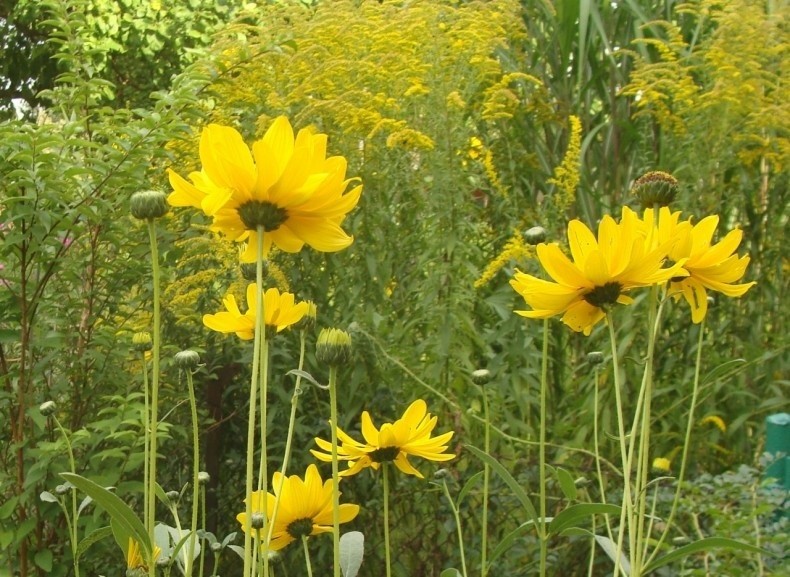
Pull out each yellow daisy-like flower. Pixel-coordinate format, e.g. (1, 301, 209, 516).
(126, 537, 160, 572)
(652, 457, 672, 473)
(235, 464, 359, 551)
(510, 207, 688, 336)
(311, 399, 455, 479)
(168, 117, 362, 262)
(203, 284, 309, 339)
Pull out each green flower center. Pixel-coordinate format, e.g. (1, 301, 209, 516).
(237, 200, 288, 231)
(370, 446, 400, 463)
(583, 282, 623, 309)
(286, 517, 314, 539)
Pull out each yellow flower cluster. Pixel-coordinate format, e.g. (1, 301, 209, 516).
(475, 232, 533, 289)
(547, 116, 582, 216)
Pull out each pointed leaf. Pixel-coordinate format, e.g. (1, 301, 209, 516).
(555, 467, 578, 501)
(76, 526, 113, 561)
(488, 520, 539, 567)
(643, 537, 767, 573)
(595, 534, 630, 576)
(339, 531, 364, 577)
(39, 491, 58, 504)
(465, 445, 538, 521)
(457, 471, 483, 507)
(548, 503, 620, 536)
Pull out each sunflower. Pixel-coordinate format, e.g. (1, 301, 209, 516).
(126, 537, 160, 575)
(168, 117, 362, 262)
(311, 399, 455, 478)
(509, 206, 688, 335)
(641, 208, 755, 323)
(203, 284, 309, 339)
(235, 464, 359, 551)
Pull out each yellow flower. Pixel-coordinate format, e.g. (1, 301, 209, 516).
(126, 537, 160, 571)
(168, 117, 362, 262)
(311, 399, 455, 479)
(652, 457, 672, 473)
(656, 209, 755, 323)
(510, 207, 688, 335)
(700, 415, 727, 433)
(236, 464, 359, 551)
(203, 284, 309, 339)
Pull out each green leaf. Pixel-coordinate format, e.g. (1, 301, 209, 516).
(457, 470, 483, 507)
(440, 570, 462, 577)
(60, 473, 149, 556)
(595, 535, 630, 576)
(39, 491, 58, 503)
(465, 445, 538, 521)
(488, 521, 538, 567)
(339, 531, 364, 577)
(643, 537, 768, 573)
(76, 526, 113, 561)
(555, 467, 577, 501)
(548, 503, 620, 536)
(34, 549, 53, 572)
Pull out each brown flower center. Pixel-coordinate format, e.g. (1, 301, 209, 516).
(286, 517, 314, 539)
(370, 446, 400, 463)
(583, 282, 623, 308)
(237, 200, 288, 231)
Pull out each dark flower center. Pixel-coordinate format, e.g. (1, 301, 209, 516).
(583, 282, 623, 308)
(286, 517, 314, 539)
(370, 446, 400, 463)
(237, 200, 288, 231)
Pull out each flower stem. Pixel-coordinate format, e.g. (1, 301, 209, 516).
(441, 478, 468, 577)
(480, 386, 490, 577)
(146, 218, 162, 577)
(302, 536, 314, 577)
(328, 365, 341, 577)
(383, 463, 392, 577)
(593, 362, 614, 543)
(644, 319, 706, 568)
(539, 319, 549, 577)
(185, 368, 200, 577)
(53, 415, 79, 577)
(266, 331, 307, 547)
(198, 480, 207, 577)
(243, 228, 266, 577)
(141, 351, 150, 534)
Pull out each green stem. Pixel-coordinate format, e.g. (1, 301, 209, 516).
(644, 319, 706, 568)
(328, 366, 341, 577)
(266, 331, 307, 546)
(185, 368, 200, 577)
(301, 536, 314, 577)
(146, 218, 162, 577)
(53, 416, 79, 577)
(141, 352, 150, 535)
(441, 478, 468, 577)
(539, 319, 549, 577)
(607, 313, 633, 577)
(480, 386, 490, 577)
(198, 481, 207, 577)
(243, 227, 266, 577)
(383, 463, 392, 577)
(592, 363, 614, 542)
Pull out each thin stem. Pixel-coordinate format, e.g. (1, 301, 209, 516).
(243, 228, 266, 577)
(329, 366, 341, 577)
(53, 416, 79, 577)
(441, 478, 468, 577)
(645, 319, 706, 568)
(198, 481, 207, 577)
(185, 368, 200, 577)
(146, 219, 162, 577)
(593, 364, 614, 542)
(538, 319, 549, 577)
(301, 536, 314, 577)
(141, 351, 150, 534)
(607, 313, 632, 577)
(383, 463, 392, 577)
(266, 331, 308, 547)
(480, 386, 490, 577)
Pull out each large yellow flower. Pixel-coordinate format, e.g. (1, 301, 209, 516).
(510, 207, 688, 335)
(235, 464, 359, 551)
(642, 208, 755, 323)
(311, 399, 455, 479)
(203, 284, 309, 339)
(126, 537, 160, 573)
(168, 117, 362, 262)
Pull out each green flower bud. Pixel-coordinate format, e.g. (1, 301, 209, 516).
(40, 401, 57, 416)
(198, 471, 211, 485)
(524, 226, 547, 245)
(433, 468, 450, 480)
(631, 171, 678, 209)
(251, 512, 266, 529)
(174, 350, 200, 370)
(55, 484, 70, 495)
(130, 190, 169, 220)
(296, 301, 317, 332)
(132, 332, 153, 352)
(587, 351, 605, 365)
(471, 368, 492, 386)
(210, 542, 222, 553)
(316, 328, 352, 367)
(166, 490, 180, 502)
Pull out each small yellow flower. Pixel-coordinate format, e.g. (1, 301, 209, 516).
(203, 284, 309, 339)
(168, 117, 362, 262)
(126, 537, 160, 572)
(700, 415, 727, 433)
(510, 207, 688, 335)
(236, 465, 359, 551)
(652, 457, 672, 473)
(311, 399, 455, 479)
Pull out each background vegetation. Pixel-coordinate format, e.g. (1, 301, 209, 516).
(1, 0, 787, 575)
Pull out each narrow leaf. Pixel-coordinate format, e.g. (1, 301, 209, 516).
(76, 526, 112, 561)
(488, 520, 539, 566)
(555, 467, 578, 501)
(465, 445, 538, 521)
(548, 503, 620, 536)
(339, 531, 364, 577)
(644, 537, 767, 573)
(595, 535, 630, 576)
(457, 470, 483, 507)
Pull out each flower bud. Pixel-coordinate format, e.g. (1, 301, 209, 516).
(156, 555, 170, 567)
(174, 350, 200, 370)
(433, 468, 450, 480)
(55, 484, 70, 495)
(130, 190, 169, 220)
(316, 328, 352, 367)
(296, 301, 317, 332)
(652, 457, 671, 474)
(524, 226, 546, 245)
(631, 171, 678, 209)
(40, 401, 57, 416)
(132, 332, 153, 352)
(471, 369, 491, 386)
(587, 351, 605, 365)
(166, 490, 180, 502)
(210, 542, 222, 553)
(250, 512, 266, 529)
(198, 471, 211, 485)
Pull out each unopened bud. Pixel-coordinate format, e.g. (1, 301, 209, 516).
(524, 226, 546, 245)
(433, 468, 450, 480)
(296, 301, 317, 332)
(316, 328, 352, 367)
(55, 484, 70, 495)
(198, 471, 211, 485)
(210, 542, 222, 553)
(130, 190, 169, 220)
(471, 369, 491, 386)
(587, 351, 605, 365)
(631, 171, 678, 209)
(250, 513, 265, 529)
(40, 401, 57, 416)
(166, 490, 180, 502)
(132, 332, 152, 352)
(174, 350, 200, 370)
